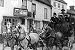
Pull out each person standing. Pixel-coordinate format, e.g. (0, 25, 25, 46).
(29, 24, 37, 33)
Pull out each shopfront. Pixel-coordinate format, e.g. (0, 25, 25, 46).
(1, 8, 33, 33)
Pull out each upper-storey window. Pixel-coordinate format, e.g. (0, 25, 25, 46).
(21, 18, 25, 25)
(0, 0, 4, 7)
(32, 3, 36, 18)
(54, 2, 56, 7)
(58, 3, 60, 8)
(62, 5, 64, 9)
(28, 0, 32, 2)
(32, 3, 36, 15)
(22, 0, 27, 9)
(44, 8, 47, 19)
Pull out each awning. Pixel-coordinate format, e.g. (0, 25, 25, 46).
(42, 20, 50, 24)
(3, 16, 28, 19)
(42, 20, 50, 22)
(27, 17, 34, 20)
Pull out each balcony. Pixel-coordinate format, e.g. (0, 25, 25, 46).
(13, 8, 28, 17)
(13, 8, 35, 19)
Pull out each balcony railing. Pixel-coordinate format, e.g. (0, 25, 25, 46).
(13, 8, 28, 17)
(13, 8, 35, 19)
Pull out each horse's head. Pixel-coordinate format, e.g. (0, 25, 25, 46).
(12, 25, 27, 40)
(40, 26, 53, 38)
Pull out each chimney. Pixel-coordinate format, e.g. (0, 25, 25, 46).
(70, 6, 75, 10)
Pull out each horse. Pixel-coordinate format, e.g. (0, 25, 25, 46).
(2, 22, 16, 50)
(40, 25, 64, 50)
(39, 25, 57, 50)
(13, 23, 63, 50)
(12, 23, 45, 50)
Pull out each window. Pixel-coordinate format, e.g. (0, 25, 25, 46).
(4, 19, 7, 25)
(53, 13, 56, 15)
(62, 5, 64, 9)
(0, 0, 4, 7)
(58, 3, 60, 8)
(4, 18, 12, 25)
(32, 3, 36, 12)
(12, 19, 15, 25)
(22, 0, 27, 9)
(44, 8, 47, 19)
(34, 21, 40, 29)
(28, 0, 32, 2)
(54, 2, 56, 7)
(21, 19, 25, 25)
(3, 17, 17, 26)
(32, 3, 36, 18)
(32, 3, 36, 15)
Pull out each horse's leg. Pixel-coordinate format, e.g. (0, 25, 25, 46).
(56, 46, 57, 50)
(59, 47, 62, 50)
(57, 46, 59, 50)
(48, 46, 50, 50)
(45, 45, 48, 50)
(42, 47, 43, 50)
(33, 43, 37, 50)
(15, 45, 18, 50)
(51, 46, 53, 50)
(11, 40, 15, 50)
(49, 46, 52, 50)
(11, 45, 14, 50)
(2, 43, 5, 50)
(3, 39, 7, 50)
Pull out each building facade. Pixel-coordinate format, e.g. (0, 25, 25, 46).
(51, 0, 67, 17)
(32, 0, 52, 30)
(67, 6, 75, 18)
(1, 0, 29, 33)
(0, 0, 52, 33)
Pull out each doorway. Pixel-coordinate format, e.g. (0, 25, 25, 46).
(27, 19, 33, 32)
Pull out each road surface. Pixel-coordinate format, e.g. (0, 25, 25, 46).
(71, 43, 75, 50)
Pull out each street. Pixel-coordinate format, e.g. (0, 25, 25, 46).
(0, 43, 74, 50)
(71, 43, 75, 50)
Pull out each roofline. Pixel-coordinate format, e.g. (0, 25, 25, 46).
(36, 0, 52, 7)
(67, 12, 75, 15)
(55, 0, 67, 4)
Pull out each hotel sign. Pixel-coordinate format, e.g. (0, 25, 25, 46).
(14, 8, 28, 16)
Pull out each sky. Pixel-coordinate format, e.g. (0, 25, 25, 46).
(64, 0, 75, 9)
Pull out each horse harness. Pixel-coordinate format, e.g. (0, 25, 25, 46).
(26, 35, 32, 48)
